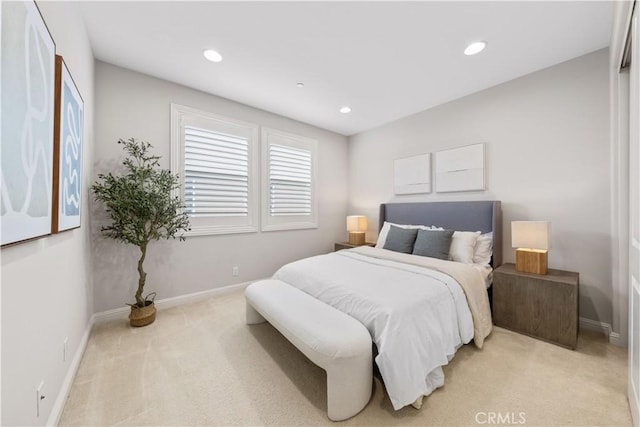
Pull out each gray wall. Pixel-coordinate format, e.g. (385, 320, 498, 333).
(1, 2, 95, 425)
(93, 62, 349, 312)
(348, 49, 611, 325)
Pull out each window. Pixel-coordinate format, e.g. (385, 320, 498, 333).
(268, 144, 312, 215)
(171, 104, 259, 236)
(261, 127, 317, 231)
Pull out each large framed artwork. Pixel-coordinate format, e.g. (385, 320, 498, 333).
(1, 1, 56, 246)
(435, 143, 485, 193)
(52, 55, 83, 233)
(394, 153, 431, 195)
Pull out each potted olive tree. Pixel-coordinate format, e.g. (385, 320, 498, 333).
(92, 138, 190, 327)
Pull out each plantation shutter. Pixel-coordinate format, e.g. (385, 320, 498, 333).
(184, 126, 249, 217)
(268, 144, 312, 216)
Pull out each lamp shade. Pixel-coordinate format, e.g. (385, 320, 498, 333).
(511, 221, 551, 250)
(346, 215, 368, 232)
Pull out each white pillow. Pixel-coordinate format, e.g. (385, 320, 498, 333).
(449, 231, 481, 264)
(375, 222, 434, 248)
(473, 232, 493, 266)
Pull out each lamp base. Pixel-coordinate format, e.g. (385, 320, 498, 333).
(348, 232, 366, 246)
(515, 249, 548, 275)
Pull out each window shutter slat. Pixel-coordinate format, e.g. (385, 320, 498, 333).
(186, 151, 247, 165)
(186, 144, 247, 160)
(184, 125, 249, 217)
(268, 144, 312, 216)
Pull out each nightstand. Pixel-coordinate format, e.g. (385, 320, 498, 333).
(334, 242, 375, 251)
(493, 263, 579, 349)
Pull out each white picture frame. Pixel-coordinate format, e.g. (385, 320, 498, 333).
(435, 143, 485, 193)
(394, 153, 431, 195)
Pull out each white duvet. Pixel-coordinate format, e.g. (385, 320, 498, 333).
(273, 247, 488, 410)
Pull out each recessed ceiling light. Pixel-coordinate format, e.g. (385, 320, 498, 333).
(464, 41, 487, 56)
(296, 82, 305, 88)
(203, 49, 223, 63)
(340, 106, 352, 114)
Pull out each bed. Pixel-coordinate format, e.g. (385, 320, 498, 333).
(378, 200, 502, 268)
(271, 200, 502, 411)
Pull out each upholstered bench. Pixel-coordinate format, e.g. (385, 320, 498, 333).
(245, 279, 372, 421)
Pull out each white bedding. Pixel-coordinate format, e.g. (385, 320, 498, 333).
(473, 263, 494, 288)
(273, 247, 484, 410)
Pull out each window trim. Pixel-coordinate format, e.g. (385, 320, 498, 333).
(171, 103, 259, 236)
(261, 127, 318, 232)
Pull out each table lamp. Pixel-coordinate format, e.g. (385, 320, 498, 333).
(511, 221, 551, 275)
(346, 215, 368, 246)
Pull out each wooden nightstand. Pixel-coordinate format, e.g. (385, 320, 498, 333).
(493, 263, 579, 349)
(334, 242, 375, 251)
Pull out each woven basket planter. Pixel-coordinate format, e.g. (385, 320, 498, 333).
(129, 301, 156, 327)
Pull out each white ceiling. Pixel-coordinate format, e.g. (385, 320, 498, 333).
(80, 1, 613, 136)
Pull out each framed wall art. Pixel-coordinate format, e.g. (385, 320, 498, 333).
(435, 143, 485, 193)
(52, 55, 84, 233)
(1, 1, 56, 246)
(394, 153, 431, 195)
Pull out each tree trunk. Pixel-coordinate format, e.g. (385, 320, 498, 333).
(135, 243, 147, 307)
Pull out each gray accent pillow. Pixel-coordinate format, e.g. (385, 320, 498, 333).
(383, 225, 418, 254)
(412, 229, 454, 260)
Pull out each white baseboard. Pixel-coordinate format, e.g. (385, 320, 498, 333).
(579, 318, 628, 346)
(93, 280, 257, 324)
(579, 317, 612, 336)
(46, 316, 93, 427)
(578, 317, 626, 346)
(608, 331, 627, 347)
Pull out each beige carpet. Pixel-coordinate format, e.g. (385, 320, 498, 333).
(60, 291, 631, 426)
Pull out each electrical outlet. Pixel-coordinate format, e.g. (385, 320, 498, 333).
(232, 266, 239, 277)
(36, 381, 45, 417)
(63, 337, 68, 362)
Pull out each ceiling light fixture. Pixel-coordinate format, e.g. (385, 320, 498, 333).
(340, 106, 352, 114)
(203, 49, 223, 63)
(464, 41, 487, 56)
(296, 82, 305, 88)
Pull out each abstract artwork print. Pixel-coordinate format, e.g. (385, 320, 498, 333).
(1, 1, 56, 245)
(53, 56, 83, 233)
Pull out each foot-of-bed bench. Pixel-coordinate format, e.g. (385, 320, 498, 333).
(245, 279, 373, 421)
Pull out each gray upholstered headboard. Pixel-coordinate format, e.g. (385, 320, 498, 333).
(379, 201, 502, 268)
